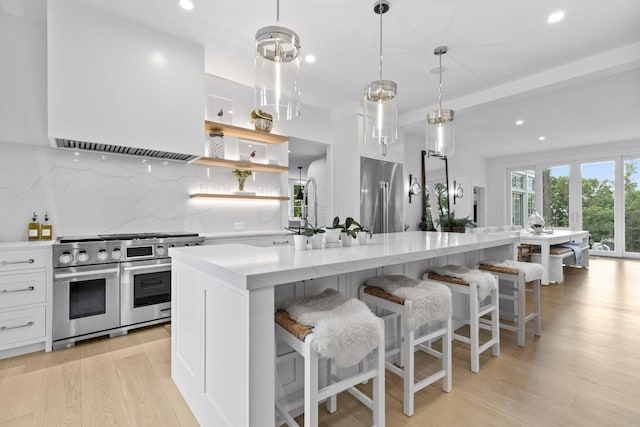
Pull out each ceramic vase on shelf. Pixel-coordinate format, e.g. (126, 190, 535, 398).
(205, 132, 225, 159)
(237, 177, 246, 192)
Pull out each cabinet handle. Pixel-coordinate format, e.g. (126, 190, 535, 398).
(1, 286, 35, 295)
(160, 308, 171, 312)
(0, 321, 34, 332)
(0, 258, 35, 266)
(272, 240, 290, 245)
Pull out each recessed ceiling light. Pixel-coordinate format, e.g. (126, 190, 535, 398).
(304, 54, 316, 64)
(179, 0, 194, 11)
(548, 10, 564, 24)
(515, 120, 524, 125)
(538, 136, 546, 141)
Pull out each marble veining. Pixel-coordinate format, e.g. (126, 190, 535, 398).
(0, 141, 285, 241)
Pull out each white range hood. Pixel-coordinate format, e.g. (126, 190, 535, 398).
(47, 0, 204, 161)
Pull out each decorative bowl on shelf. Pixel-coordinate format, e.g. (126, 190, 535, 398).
(253, 118, 273, 133)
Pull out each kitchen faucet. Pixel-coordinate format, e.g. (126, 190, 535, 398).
(302, 177, 318, 228)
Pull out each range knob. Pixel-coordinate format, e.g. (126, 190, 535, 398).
(156, 245, 167, 256)
(58, 252, 73, 264)
(111, 249, 122, 260)
(77, 251, 89, 263)
(96, 250, 109, 261)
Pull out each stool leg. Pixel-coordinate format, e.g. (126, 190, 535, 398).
(373, 318, 386, 426)
(469, 284, 480, 373)
(326, 358, 336, 414)
(517, 275, 526, 347)
(491, 286, 501, 357)
(533, 279, 541, 336)
(443, 317, 452, 392)
(304, 340, 319, 427)
(403, 326, 415, 416)
(396, 312, 403, 367)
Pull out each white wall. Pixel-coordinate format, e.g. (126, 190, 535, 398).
(0, 0, 48, 148)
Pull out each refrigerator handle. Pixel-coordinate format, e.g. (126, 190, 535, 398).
(379, 181, 389, 234)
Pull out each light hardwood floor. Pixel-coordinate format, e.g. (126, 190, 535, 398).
(1, 257, 639, 426)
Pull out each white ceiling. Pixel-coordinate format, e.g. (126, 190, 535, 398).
(69, 1, 640, 157)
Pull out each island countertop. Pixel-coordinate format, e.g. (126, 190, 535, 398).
(169, 231, 519, 290)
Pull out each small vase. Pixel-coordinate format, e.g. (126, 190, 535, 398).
(357, 232, 371, 245)
(342, 234, 356, 246)
(237, 177, 246, 192)
(324, 229, 341, 244)
(310, 234, 323, 249)
(293, 235, 308, 251)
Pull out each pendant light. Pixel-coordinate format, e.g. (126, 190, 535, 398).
(295, 166, 304, 200)
(255, 0, 301, 121)
(426, 46, 455, 158)
(363, 0, 398, 148)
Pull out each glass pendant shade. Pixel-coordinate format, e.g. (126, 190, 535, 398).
(255, 25, 301, 121)
(426, 109, 455, 157)
(363, 80, 398, 145)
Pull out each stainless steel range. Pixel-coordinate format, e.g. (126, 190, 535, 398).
(52, 232, 204, 350)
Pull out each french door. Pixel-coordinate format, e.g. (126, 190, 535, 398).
(510, 155, 640, 258)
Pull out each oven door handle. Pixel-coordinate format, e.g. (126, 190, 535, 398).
(54, 268, 119, 279)
(122, 263, 172, 272)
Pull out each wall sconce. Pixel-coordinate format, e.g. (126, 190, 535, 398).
(453, 180, 463, 204)
(408, 174, 421, 203)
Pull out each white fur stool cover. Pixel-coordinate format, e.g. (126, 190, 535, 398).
(280, 288, 383, 368)
(477, 259, 544, 282)
(365, 275, 452, 331)
(426, 265, 498, 301)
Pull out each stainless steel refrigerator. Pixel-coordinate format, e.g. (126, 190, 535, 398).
(360, 156, 404, 234)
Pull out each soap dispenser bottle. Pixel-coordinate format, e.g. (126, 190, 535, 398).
(28, 212, 40, 241)
(41, 212, 53, 241)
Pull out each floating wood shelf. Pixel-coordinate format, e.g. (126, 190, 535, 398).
(191, 157, 288, 173)
(190, 193, 289, 201)
(204, 121, 287, 144)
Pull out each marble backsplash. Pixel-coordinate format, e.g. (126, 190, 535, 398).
(0, 141, 286, 242)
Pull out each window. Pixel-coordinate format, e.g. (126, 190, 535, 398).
(510, 170, 535, 226)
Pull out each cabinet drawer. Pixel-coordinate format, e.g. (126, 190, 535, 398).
(0, 249, 49, 272)
(0, 307, 46, 347)
(0, 271, 46, 309)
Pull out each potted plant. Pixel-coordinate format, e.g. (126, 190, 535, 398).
(232, 169, 252, 192)
(340, 217, 358, 246)
(437, 215, 476, 233)
(304, 225, 325, 249)
(352, 219, 372, 245)
(250, 108, 273, 133)
(324, 216, 343, 246)
(284, 225, 309, 251)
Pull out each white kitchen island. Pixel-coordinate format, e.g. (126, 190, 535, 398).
(169, 231, 518, 427)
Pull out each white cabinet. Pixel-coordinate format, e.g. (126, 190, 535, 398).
(47, 0, 204, 157)
(0, 245, 52, 358)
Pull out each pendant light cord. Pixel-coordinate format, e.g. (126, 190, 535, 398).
(378, 0, 383, 81)
(276, 0, 280, 26)
(438, 52, 443, 111)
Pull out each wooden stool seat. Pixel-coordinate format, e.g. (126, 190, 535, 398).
(477, 261, 542, 347)
(426, 267, 500, 373)
(360, 277, 452, 417)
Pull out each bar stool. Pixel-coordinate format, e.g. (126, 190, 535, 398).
(360, 275, 452, 417)
(426, 266, 500, 373)
(275, 289, 385, 427)
(477, 260, 542, 346)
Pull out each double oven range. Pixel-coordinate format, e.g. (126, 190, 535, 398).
(52, 232, 204, 350)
